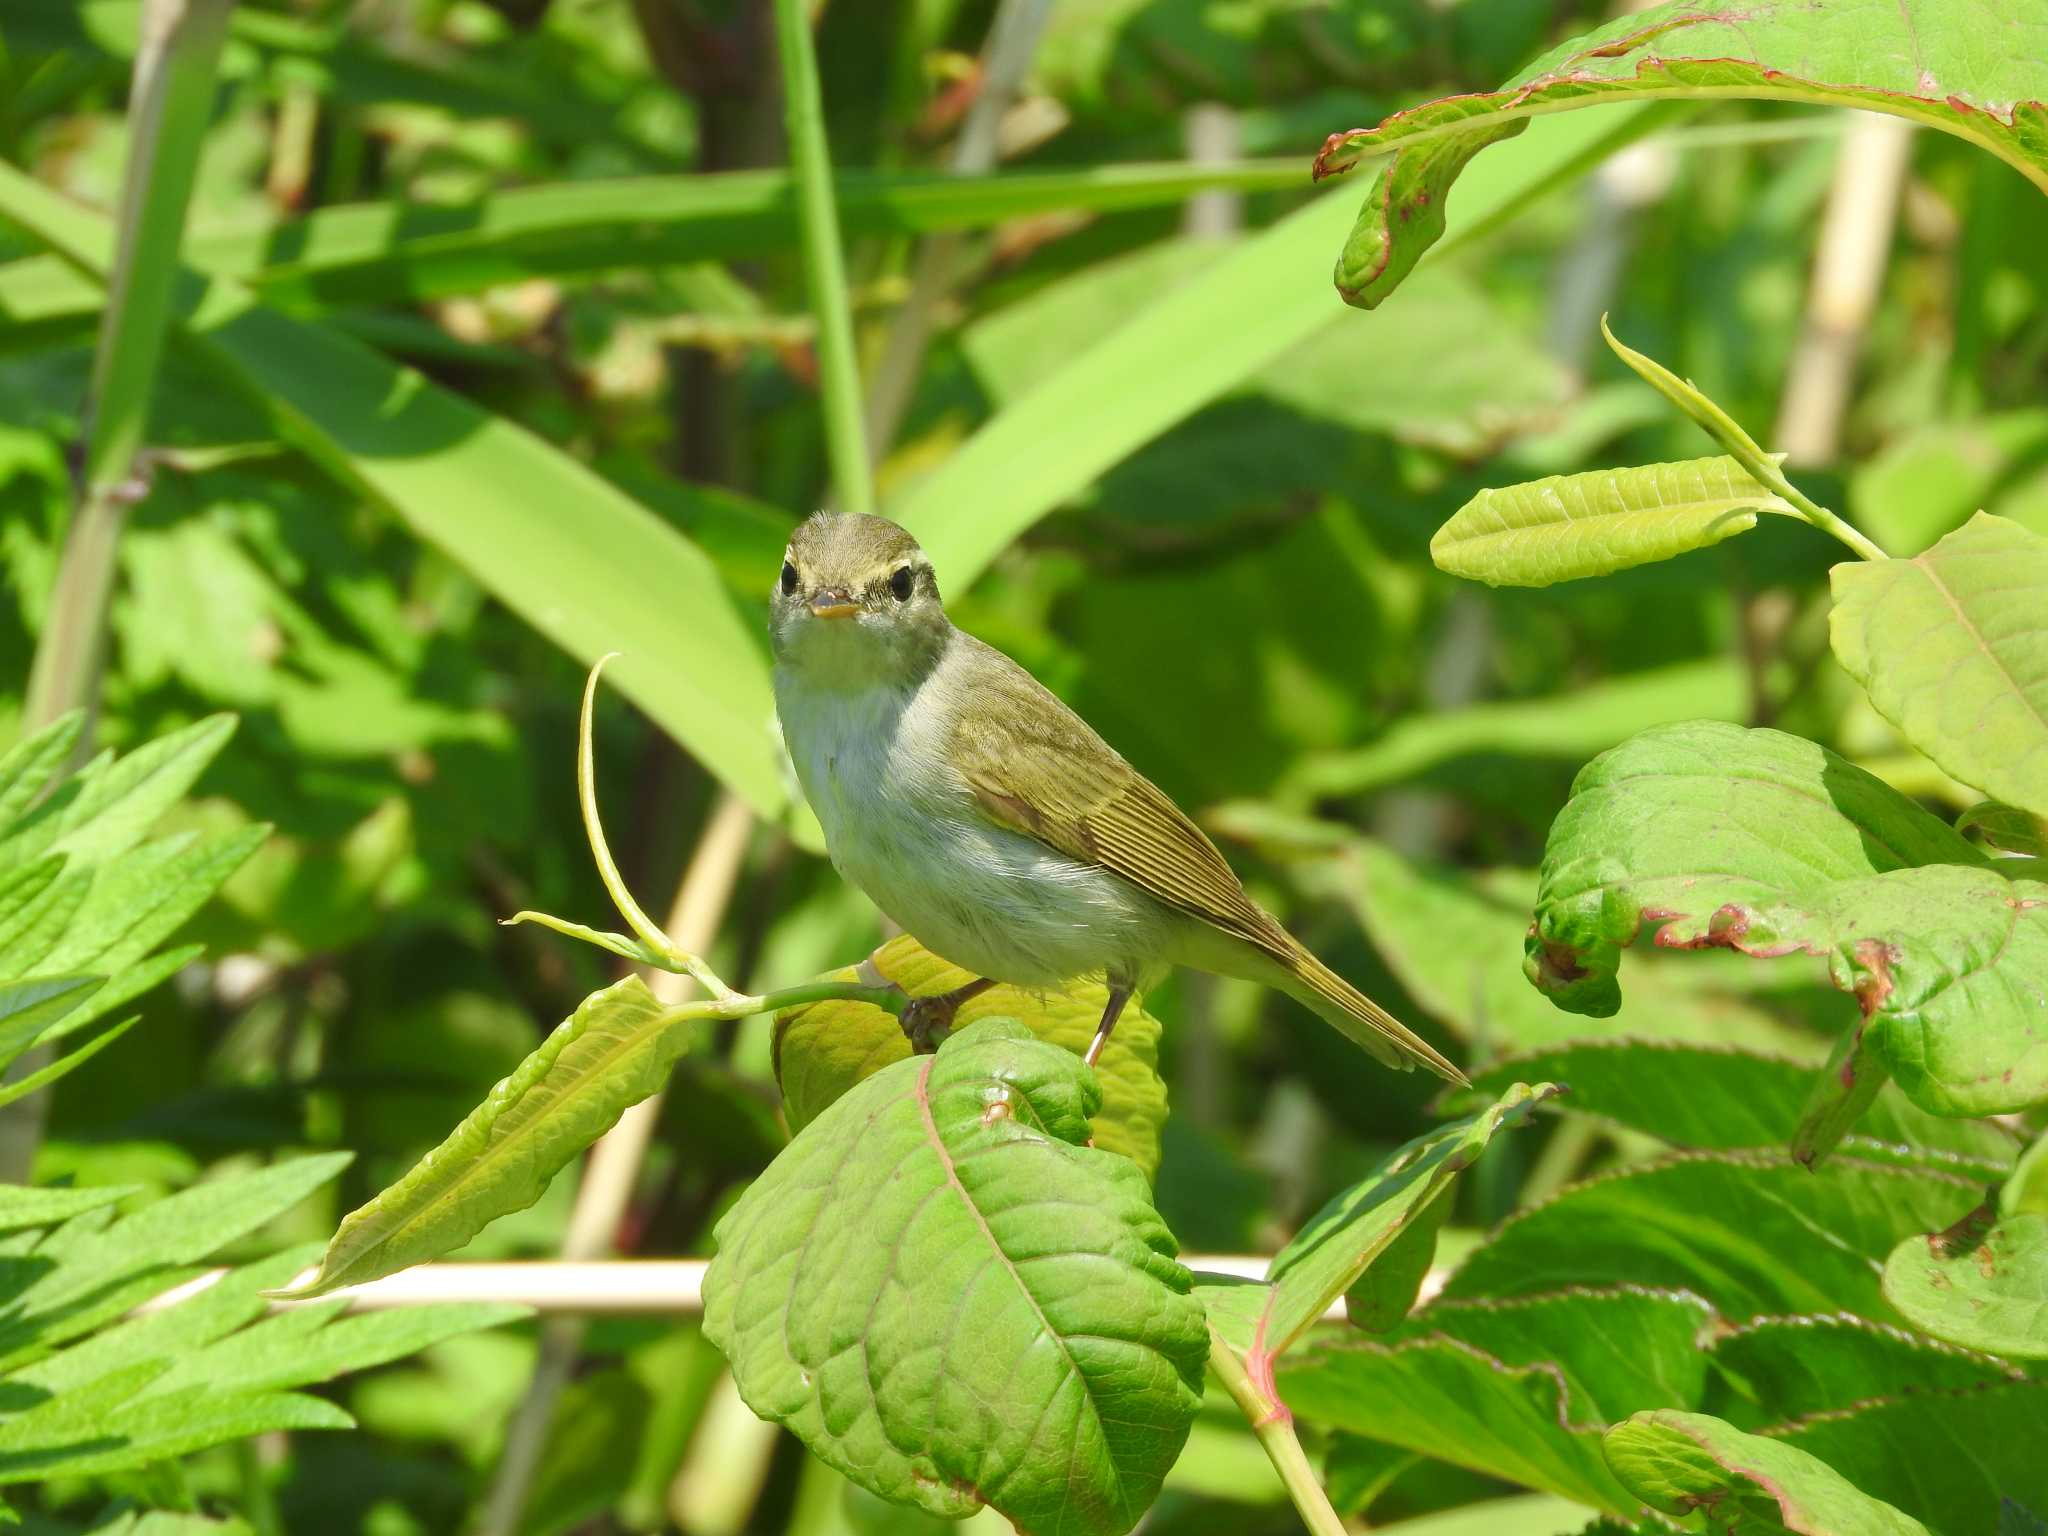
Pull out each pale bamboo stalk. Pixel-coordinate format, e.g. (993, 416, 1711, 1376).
(475, 791, 755, 1536)
(1775, 112, 1915, 466)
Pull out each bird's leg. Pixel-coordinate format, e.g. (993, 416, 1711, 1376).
(900, 977, 996, 1053)
(1083, 986, 1132, 1068)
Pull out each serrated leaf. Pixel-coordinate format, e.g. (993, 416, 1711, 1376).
(704, 1019, 1207, 1536)
(1258, 1082, 1556, 1357)
(0, 1015, 138, 1108)
(1705, 1312, 2022, 1431)
(1316, 0, 2048, 309)
(772, 933, 1168, 1178)
(1832, 514, 2048, 820)
(1769, 1381, 2048, 1534)
(1603, 1409, 1930, 1535)
(1883, 1210, 2048, 1359)
(40, 826, 265, 978)
(43, 715, 238, 868)
(1285, 1287, 1716, 1514)
(282, 976, 686, 1298)
(0, 975, 103, 1067)
(1444, 1153, 1978, 1322)
(0, 1375, 353, 1483)
(1430, 457, 1782, 588)
(1459, 1040, 2019, 1180)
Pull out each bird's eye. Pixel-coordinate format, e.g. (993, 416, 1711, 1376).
(780, 561, 798, 595)
(889, 565, 914, 601)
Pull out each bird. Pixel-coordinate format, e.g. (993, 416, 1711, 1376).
(767, 511, 1465, 1085)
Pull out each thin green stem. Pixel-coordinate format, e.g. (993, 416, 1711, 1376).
(1599, 314, 1889, 562)
(1207, 1329, 1348, 1536)
(772, 0, 875, 515)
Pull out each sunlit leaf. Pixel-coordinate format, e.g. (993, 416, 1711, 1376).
(1884, 1207, 2048, 1359)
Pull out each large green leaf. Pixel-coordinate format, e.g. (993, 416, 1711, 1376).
(773, 934, 1167, 1179)
(1704, 1312, 2023, 1430)
(703, 1019, 1207, 1536)
(1460, 1041, 2020, 1180)
(1284, 1287, 1716, 1514)
(1770, 1382, 2048, 1536)
(1315, 0, 2048, 308)
(1883, 1208, 2048, 1359)
(0, 161, 797, 831)
(1603, 1410, 1930, 1536)
(280, 977, 686, 1298)
(1524, 723, 2048, 1117)
(1256, 1082, 1555, 1357)
(1831, 514, 2048, 821)
(1444, 1153, 1979, 1322)
(1430, 457, 1787, 589)
(892, 104, 1670, 588)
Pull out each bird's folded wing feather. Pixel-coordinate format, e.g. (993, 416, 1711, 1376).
(946, 641, 1292, 959)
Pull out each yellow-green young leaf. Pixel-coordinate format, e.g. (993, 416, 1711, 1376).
(705, 1019, 1207, 1536)
(1317, 0, 2048, 309)
(772, 933, 1167, 1179)
(1832, 514, 2048, 820)
(1884, 1207, 2048, 1360)
(1431, 456, 1782, 588)
(1603, 1410, 1931, 1535)
(277, 977, 684, 1298)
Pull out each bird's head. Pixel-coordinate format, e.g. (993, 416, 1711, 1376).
(769, 512, 949, 687)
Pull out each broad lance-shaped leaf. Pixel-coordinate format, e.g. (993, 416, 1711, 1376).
(1603, 1410, 1931, 1536)
(1314, 0, 2048, 309)
(1833, 514, 2048, 821)
(1430, 456, 1784, 589)
(773, 933, 1168, 1178)
(703, 1019, 1206, 1536)
(279, 977, 685, 1298)
(1884, 1207, 2048, 1360)
(1254, 1082, 1557, 1359)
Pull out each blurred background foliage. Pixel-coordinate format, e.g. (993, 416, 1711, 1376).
(0, 0, 2044, 1531)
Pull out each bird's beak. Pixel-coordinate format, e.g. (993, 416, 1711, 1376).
(809, 587, 858, 620)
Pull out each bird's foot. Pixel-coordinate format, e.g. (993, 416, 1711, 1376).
(899, 978, 995, 1054)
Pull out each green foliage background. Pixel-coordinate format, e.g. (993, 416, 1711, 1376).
(0, 0, 2045, 1533)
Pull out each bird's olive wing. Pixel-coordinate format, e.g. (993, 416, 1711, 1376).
(948, 651, 1291, 959)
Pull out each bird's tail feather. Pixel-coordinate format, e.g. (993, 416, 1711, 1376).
(1281, 946, 1468, 1086)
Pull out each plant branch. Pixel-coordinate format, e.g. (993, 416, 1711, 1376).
(772, 0, 874, 514)
(1208, 1328, 1348, 1536)
(1600, 314, 1890, 562)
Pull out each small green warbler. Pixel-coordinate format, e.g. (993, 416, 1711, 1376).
(769, 511, 1464, 1084)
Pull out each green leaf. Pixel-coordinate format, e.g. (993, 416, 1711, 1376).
(1459, 1041, 2020, 1180)
(1958, 802, 2048, 858)
(1526, 721, 1987, 1020)
(1285, 1287, 1717, 1513)
(0, 161, 1312, 325)
(0, 1184, 134, 1233)
(1257, 1082, 1556, 1357)
(0, 714, 82, 830)
(1316, 0, 2048, 309)
(0, 975, 104, 1067)
(1430, 457, 1785, 588)
(1770, 1381, 2048, 1534)
(1321, 840, 1808, 1056)
(1343, 1185, 1448, 1333)
(704, 1019, 1207, 1536)
(772, 933, 1169, 1179)
(1883, 1208, 2048, 1359)
(42, 714, 237, 867)
(1831, 514, 2048, 820)
(281, 976, 686, 1298)
(893, 104, 1668, 588)
(0, 162, 797, 834)
(1704, 1312, 2021, 1430)
(1444, 1153, 1979, 1322)
(1602, 1409, 1930, 1535)
(0, 1014, 138, 1108)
